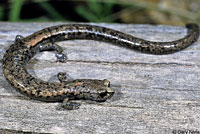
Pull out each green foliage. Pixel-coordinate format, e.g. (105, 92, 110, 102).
(9, 0, 24, 21)
(76, 0, 115, 22)
(7, 0, 65, 22)
(1, 0, 198, 24)
(38, 1, 65, 21)
(0, 5, 4, 20)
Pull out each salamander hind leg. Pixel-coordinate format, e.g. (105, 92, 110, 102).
(57, 72, 69, 83)
(62, 98, 81, 110)
(39, 43, 67, 62)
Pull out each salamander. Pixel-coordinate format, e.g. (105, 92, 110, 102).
(2, 23, 199, 110)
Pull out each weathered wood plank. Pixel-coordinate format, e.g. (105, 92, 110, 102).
(0, 22, 200, 133)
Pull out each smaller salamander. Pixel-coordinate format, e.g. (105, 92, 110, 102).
(2, 24, 199, 110)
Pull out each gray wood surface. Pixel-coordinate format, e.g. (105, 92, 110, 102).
(0, 22, 200, 134)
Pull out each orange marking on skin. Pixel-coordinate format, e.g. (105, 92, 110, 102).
(75, 82, 83, 86)
(47, 92, 52, 97)
(26, 32, 51, 47)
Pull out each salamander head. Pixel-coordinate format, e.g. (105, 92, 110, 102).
(67, 79, 115, 102)
(88, 79, 115, 102)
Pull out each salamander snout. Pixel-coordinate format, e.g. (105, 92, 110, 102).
(93, 79, 115, 102)
(97, 87, 115, 101)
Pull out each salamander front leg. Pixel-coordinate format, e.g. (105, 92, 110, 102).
(57, 73, 80, 110)
(15, 35, 24, 43)
(39, 43, 67, 62)
(62, 98, 81, 110)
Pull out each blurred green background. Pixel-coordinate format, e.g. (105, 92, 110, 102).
(0, 0, 199, 25)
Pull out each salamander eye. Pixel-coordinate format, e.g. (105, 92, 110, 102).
(103, 79, 110, 87)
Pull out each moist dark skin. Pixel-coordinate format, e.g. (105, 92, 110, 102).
(2, 24, 199, 110)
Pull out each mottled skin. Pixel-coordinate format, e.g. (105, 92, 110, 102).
(2, 24, 199, 110)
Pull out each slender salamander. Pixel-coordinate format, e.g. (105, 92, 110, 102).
(2, 24, 199, 110)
